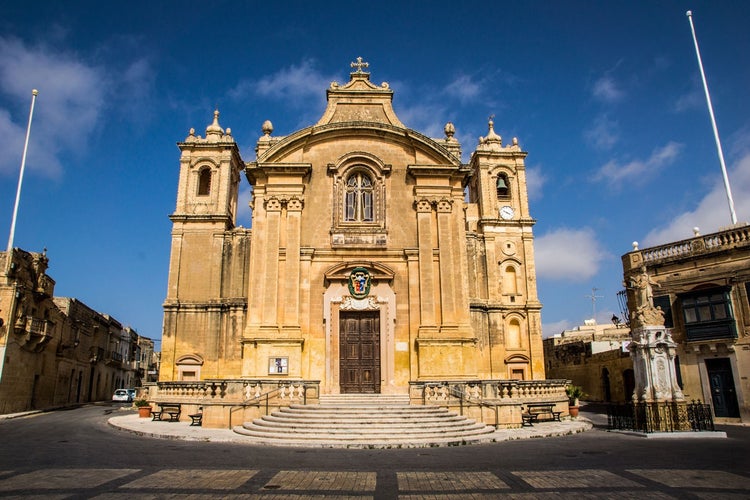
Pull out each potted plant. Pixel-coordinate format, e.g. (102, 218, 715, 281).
(566, 385, 585, 417)
(134, 399, 152, 418)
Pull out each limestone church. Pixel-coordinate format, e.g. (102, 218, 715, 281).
(159, 60, 545, 397)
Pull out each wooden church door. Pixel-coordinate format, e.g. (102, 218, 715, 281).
(339, 311, 380, 393)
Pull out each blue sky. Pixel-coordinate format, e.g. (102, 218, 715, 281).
(1, 1, 749, 347)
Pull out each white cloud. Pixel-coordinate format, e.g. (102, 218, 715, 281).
(444, 74, 482, 104)
(592, 75, 624, 103)
(584, 114, 619, 150)
(674, 87, 703, 113)
(229, 59, 334, 104)
(594, 141, 682, 186)
(0, 36, 107, 177)
(541, 318, 575, 338)
(643, 151, 750, 246)
(535, 227, 609, 281)
(526, 165, 546, 200)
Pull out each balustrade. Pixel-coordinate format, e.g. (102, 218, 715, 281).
(641, 225, 750, 264)
(417, 379, 568, 404)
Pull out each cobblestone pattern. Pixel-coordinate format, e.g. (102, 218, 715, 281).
(0, 468, 748, 498)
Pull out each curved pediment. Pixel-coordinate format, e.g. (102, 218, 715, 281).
(504, 353, 531, 364)
(257, 121, 461, 166)
(254, 60, 461, 166)
(175, 354, 204, 365)
(324, 261, 395, 284)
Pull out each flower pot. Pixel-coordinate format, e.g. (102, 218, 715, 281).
(569, 406, 579, 418)
(138, 406, 152, 418)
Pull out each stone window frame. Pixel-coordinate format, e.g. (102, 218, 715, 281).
(503, 312, 527, 350)
(499, 257, 523, 301)
(197, 166, 212, 196)
(176, 354, 204, 381)
(328, 151, 391, 233)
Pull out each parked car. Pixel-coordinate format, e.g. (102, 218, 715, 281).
(112, 389, 132, 402)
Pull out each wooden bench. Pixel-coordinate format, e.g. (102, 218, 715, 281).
(522, 403, 562, 426)
(189, 407, 203, 426)
(152, 403, 182, 422)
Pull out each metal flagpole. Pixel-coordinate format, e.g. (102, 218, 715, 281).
(5, 89, 39, 272)
(686, 11, 738, 225)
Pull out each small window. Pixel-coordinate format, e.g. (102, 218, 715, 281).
(198, 168, 212, 196)
(345, 172, 374, 222)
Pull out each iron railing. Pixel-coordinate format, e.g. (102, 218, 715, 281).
(607, 401, 714, 433)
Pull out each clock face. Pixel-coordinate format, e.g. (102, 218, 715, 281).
(500, 205, 515, 220)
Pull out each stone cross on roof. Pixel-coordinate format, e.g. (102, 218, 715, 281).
(350, 57, 369, 74)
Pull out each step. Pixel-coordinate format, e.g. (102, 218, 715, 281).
(236, 424, 494, 439)
(319, 394, 410, 404)
(233, 393, 497, 447)
(250, 418, 484, 432)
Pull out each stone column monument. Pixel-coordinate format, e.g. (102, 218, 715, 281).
(627, 266, 684, 403)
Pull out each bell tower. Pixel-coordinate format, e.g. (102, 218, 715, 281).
(160, 110, 246, 381)
(171, 110, 243, 228)
(466, 118, 545, 380)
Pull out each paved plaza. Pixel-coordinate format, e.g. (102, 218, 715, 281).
(0, 403, 748, 498)
(2, 466, 750, 498)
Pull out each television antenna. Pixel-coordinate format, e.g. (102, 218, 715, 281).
(584, 287, 604, 322)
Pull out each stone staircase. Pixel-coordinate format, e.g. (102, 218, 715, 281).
(232, 394, 498, 448)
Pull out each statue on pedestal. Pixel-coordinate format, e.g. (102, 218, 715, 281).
(625, 266, 684, 403)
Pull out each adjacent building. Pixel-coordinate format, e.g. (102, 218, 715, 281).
(544, 320, 633, 403)
(0, 248, 154, 414)
(622, 224, 750, 422)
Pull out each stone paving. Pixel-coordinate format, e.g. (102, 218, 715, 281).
(1, 467, 750, 498)
(3, 408, 746, 498)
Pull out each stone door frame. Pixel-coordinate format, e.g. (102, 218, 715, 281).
(323, 282, 395, 394)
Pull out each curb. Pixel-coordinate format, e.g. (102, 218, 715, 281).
(108, 413, 594, 448)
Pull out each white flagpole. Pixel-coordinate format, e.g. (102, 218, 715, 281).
(686, 11, 738, 225)
(5, 89, 39, 271)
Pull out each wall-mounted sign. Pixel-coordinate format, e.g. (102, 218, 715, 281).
(269, 357, 288, 375)
(348, 267, 371, 299)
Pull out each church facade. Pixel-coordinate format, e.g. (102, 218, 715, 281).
(159, 61, 545, 401)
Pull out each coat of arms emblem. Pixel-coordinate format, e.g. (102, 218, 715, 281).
(348, 267, 371, 299)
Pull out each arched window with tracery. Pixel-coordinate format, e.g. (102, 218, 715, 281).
(345, 171, 374, 222)
(197, 168, 212, 196)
